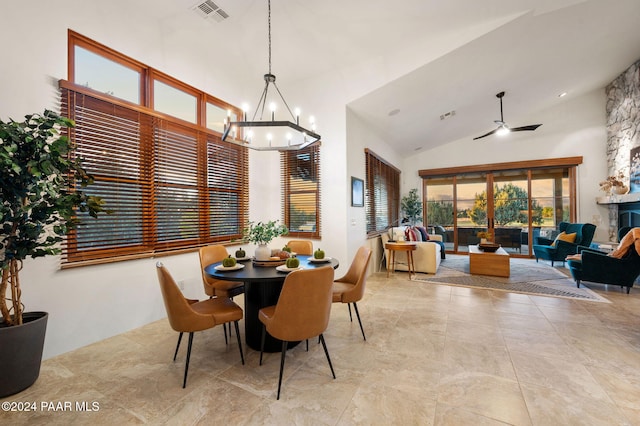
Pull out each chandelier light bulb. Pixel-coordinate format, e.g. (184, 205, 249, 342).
(219, 0, 321, 151)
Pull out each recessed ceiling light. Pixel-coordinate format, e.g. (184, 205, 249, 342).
(558, 92, 568, 98)
(388, 109, 401, 116)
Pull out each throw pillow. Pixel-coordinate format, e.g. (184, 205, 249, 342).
(416, 226, 430, 241)
(551, 231, 577, 247)
(404, 227, 420, 241)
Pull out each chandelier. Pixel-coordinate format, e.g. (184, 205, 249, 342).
(222, 0, 321, 151)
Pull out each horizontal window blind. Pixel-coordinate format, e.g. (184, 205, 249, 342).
(365, 149, 400, 235)
(281, 144, 321, 238)
(60, 85, 248, 266)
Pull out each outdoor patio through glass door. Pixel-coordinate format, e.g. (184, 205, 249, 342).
(422, 161, 576, 257)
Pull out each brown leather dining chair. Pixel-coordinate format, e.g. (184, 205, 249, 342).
(156, 262, 244, 388)
(286, 239, 314, 255)
(199, 245, 245, 343)
(332, 246, 372, 341)
(258, 266, 336, 400)
(199, 245, 245, 299)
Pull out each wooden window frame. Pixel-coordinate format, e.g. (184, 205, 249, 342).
(281, 144, 322, 239)
(365, 149, 401, 236)
(62, 31, 247, 267)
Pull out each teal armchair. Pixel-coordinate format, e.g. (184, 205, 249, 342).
(567, 246, 639, 294)
(533, 222, 596, 266)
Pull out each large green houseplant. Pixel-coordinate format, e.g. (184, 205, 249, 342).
(0, 109, 107, 396)
(401, 188, 423, 225)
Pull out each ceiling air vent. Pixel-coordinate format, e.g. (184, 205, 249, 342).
(191, 0, 229, 23)
(439, 110, 456, 121)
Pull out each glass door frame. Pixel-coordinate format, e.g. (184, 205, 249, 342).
(419, 157, 582, 257)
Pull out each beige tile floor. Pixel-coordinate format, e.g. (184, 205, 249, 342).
(2, 266, 640, 425)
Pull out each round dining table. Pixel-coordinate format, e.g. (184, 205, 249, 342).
(204, 255, 339, 352)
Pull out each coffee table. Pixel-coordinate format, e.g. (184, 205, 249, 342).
(468, 245, 510, 277)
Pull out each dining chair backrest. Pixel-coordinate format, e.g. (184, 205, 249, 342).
(156, 262, 215, 332)
(336, 246, 372, 303)
(286, 240, 314, 255)
(198, 245, 229, 297)
(267, 266, 334, 342)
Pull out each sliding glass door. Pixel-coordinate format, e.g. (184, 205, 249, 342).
(455, 173, 488, 253)
(421, 158, 579, 257)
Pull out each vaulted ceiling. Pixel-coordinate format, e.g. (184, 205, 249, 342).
(163, 0, 640, 156)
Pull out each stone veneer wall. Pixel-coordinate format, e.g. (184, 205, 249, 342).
(604, 59, 640, 240)
(606, 59, 640, 180)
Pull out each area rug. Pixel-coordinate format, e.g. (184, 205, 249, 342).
(414, 255, 610, 302)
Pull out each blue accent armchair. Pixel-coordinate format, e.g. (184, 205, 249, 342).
(567, 245, 640, 294)
(533, 222, 596, 266)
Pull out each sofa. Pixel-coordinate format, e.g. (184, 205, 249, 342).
(380, 226, 442, 274)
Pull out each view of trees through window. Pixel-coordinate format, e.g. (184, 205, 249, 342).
(422, 163, 576, 256)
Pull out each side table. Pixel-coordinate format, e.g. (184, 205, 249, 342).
(384, 242, 417, 279)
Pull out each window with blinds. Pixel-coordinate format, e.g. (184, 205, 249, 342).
(60, 86, 248, 265)
(60, 31, 248, 266)
(365, 149, 400, 235)
(281, 144, 321, 238)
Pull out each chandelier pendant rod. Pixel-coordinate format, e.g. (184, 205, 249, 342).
(221, 0, 321, 150)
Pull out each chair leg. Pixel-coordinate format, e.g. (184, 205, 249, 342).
(306, 339, 309, 352)
(319, 334, 336, 379)
(352, 302, 366, 341)
(576, 279, 581, 288)
(183, 332, 194, 388)
(223, 323, 228, 345)
(234, 321, 244, 365)
(259, 324, 266, 366)
(626, 286, 631, 294)
(277, 340, 288, 400)
(173, 332, 183, 361)
(347, 303, 353, 322)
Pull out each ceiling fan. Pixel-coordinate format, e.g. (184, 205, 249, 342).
(473, 91, 542, 140)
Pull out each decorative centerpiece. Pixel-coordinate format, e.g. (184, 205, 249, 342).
(242, 220, 288, 261)
(599, 171, 628, 195)
(477, 231, 493, 244)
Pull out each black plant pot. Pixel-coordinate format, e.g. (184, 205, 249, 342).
(0, 311, 48, 397)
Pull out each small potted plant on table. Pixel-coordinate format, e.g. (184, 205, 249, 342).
(243, 220, 288, 260)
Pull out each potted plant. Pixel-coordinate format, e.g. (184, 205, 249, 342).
(242, 220, 288, 260)
(477, 231, 493, 243)
(401, 188, 422, 226)
(0, 109, 108, 397)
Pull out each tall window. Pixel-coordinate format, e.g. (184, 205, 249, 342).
(365, 149, 400, 235)
(281, 144, 321, 238)
(61, 31, 248, 266)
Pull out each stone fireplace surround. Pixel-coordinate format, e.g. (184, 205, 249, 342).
(602, 58, 640, 241)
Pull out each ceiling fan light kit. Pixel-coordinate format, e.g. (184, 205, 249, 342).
(473, 91, 542, 140)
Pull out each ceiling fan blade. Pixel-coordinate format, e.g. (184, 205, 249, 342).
(510, 124, 542, 132)
(473, 127, 499, 140)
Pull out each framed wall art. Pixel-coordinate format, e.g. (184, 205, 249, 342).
(351, 177, 364, 207)
(630, 146, 640, 193)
